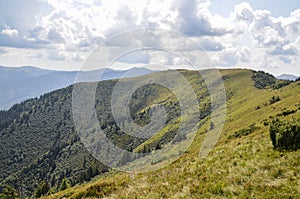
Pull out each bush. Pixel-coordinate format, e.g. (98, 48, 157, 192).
(270, 119, 300, 150)
(269, 96, 281, 105)
(228, 124, 260, 139)
(282, 109, 297, 116)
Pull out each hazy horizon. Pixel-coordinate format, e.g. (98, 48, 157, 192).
(1, 64, 299, 77)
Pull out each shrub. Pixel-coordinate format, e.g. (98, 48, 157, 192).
(269, 96, 281, 105)
(228, 124, 260, 139)
(270, 119, 300, 150)
(282, 109, 297, 116)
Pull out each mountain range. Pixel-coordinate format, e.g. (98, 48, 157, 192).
(276, 74, 299, 81)
(0, 66, 154, 110)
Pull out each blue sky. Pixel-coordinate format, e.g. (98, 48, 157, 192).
(0, 0, 299, 75)
(210, 0, 300, 17)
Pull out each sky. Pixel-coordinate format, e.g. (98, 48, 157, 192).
(0, 0, 299, 75)
(210, 0, 300, 17)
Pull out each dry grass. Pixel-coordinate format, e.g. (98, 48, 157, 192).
(42, 69, 300, 199)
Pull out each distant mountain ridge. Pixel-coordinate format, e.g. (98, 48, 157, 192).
(0, 66, 154, 110)
(276, 74, 299, 81)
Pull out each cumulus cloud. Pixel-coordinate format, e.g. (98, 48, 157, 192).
(0, 0, 299, 74)
(199, 38, 224, 51)
(239, 46, 251, 62)
(1, 28, 18, 37)
(47, 28, 65, 43)
(0, 32, 48, 49)
(234, 2, 254, 23)
(214, 49, 239, 67)
(172, 0, 232, 36)
(250, 11, 286, 48)
(213, 2, 300, 70)
(268, 45, 298, 55)
(0, 0, 52, 48)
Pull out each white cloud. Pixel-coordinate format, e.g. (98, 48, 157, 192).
(234, 2, 254, 23)
(1, 28, 18, 37)
(46, 50, 66, 61)
(171, 0, 232, 36)
(0, 0, 299, 75)
(268, 44, 298, 55)
(239, 46, 251, 62)
(199, 37, 224, 51)
(213, 49, 239, 67)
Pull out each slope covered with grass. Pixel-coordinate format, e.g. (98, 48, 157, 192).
(0, 69, 209, 197)
(41, 69, 300, 199)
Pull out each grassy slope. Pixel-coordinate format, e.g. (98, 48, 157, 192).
(42, 69, 300, 199)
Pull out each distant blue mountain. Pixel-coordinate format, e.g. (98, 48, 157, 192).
(276, 74, 299, 81)
(0, 66, 154, 110)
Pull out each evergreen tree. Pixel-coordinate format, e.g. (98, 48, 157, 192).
(34, 180, 50, 198)
(59, 178, 70, 191)
(0, 186, 19, 199)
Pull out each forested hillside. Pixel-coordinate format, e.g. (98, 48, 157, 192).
(0, 86, 108, 198)
(42, 69, 300, 198)
(1, 69, 300, 198)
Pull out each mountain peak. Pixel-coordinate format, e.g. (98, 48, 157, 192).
(276, 74, 299, 81)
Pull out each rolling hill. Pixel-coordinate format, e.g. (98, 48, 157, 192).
(1, 68, 300, 198)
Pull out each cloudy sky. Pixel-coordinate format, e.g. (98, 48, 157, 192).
(0, 0, 299, 75)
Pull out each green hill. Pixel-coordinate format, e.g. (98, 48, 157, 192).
(1, 69, 300, 198)
(0, 69, 208, 197)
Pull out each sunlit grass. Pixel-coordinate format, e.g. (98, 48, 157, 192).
(42, 69, 300, 198)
